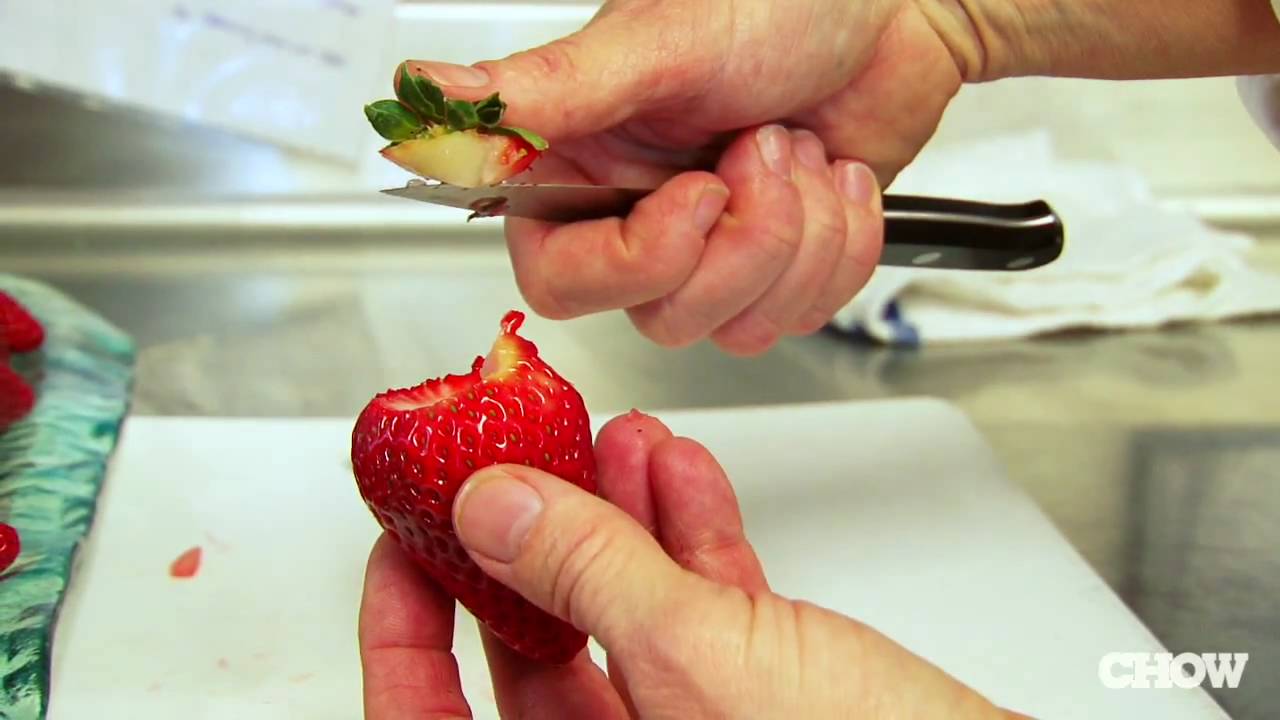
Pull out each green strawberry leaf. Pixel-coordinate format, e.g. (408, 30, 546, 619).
(445, 99, 480, 131)
(475, 93, 507, 128)
(395, 63, 446, 124)
(363, 100, 424, 141)
(493, 126, 550, 152)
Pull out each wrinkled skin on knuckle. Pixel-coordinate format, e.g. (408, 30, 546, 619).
(618, 583, 758, 717)
(618, 226, 700, 302)
(630, 299, 710, 350)
(511, 35, 585, 84)
(513, 269, 574, 321)
(743, 594, 807, 689)
(539, 507, 630, 633)
(714, 316, 782, 357)
(746, 205, 805, 268)
(811, 207, 850, 254)
(791, 308, 836, 336)
(599, 0, 728, 100)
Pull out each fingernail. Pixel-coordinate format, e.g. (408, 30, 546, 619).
(793, 131, 828, 171)
(692, 186, 729, 235)
(756, 125, 792, 177)
(414, 61, 490, 88)
(454, 469, 544, 563)
(837, 161, 877, 205)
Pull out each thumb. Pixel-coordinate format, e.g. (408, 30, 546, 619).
(401, 16, 696, 140)
(453, 464, 702, 649)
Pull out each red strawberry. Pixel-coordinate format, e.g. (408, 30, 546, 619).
(0, 523, 19, 574)
(351, 310, 596, 664)
(0, 363, 35, 430)
(0, 292, 44, 353)
(364, 63, 548, 188)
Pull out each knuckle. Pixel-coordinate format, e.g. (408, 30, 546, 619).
(629, 301, 706, 349)
(510, 259, 577, 320)
(812, 207, 848, 248)
(751, 221, 803, 266)
(619, 227, 696, 299)
(715, 310, 785, 357)
(715, 332, 778, 358)
(515, 275, 574, 321)
(518, 38, 583, 82)
(791, 308, 835, 336)
(545, 510, 626, 629)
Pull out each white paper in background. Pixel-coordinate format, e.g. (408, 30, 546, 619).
(0, 0, 395, 164)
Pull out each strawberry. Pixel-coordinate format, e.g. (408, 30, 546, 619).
(364, 63, 548, 188)
(0, 292, 44, 353)
(0, 523, 19, 574)
(350, 310, 596, 664)
(0, 363, 35, 430)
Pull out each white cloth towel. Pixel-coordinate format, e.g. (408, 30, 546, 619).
(830, 129, 1280, 345)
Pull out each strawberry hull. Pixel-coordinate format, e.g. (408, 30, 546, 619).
(351, 311, 596, 664)
(366, 65, 549, 188)
(380, 130, 540, 188)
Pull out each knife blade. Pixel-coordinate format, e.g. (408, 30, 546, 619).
(382, 181, 1065, 272)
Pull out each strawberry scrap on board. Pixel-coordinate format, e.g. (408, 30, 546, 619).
(364, 62, 549, 188)
(351, 311, 596, 664)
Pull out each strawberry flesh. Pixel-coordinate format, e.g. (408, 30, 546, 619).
(0, 523, 19, 574)
(381, 129, 538, 188)
(0, 292, 44, 353)
(351, 310, 596, 664)
(170, 546, 202, 579)
(0, 364, 35, 430)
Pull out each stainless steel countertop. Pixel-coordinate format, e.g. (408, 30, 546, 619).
(4, 222, 1277, 718)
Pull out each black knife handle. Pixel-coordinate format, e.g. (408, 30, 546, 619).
(881, 195, 1064, 271)
(387, 181, 1066, 272)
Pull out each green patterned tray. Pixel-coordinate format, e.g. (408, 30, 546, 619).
(0, 275, 135, 720)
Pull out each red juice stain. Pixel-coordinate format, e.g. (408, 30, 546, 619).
(0, 523, 19, 573)
(169, 546, 202, 579)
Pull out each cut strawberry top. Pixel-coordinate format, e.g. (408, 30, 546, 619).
(364, 64, 548, 188)
(376, 311, 537, 412)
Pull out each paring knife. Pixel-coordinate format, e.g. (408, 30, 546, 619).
(382, 180, 1065, 272)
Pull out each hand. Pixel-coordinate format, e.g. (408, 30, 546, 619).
(399, 0, 978, 355)
(358, 411, 1029, 719)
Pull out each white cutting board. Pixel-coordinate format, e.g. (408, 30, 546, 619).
(47, 399, 1227, 719)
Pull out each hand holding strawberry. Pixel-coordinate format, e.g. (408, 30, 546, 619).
(351, 310, 597, 664)
(357, 410, 1032, 719)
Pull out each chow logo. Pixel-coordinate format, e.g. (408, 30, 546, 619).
(1099, 652, 1248, 690)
